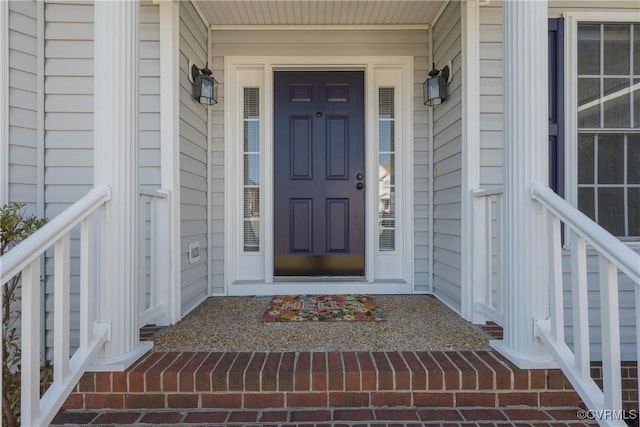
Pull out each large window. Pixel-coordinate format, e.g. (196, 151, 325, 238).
(576, 23, 640, 238)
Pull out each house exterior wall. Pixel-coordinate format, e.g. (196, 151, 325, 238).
(179, 1, 209, 314)
(478, 4, 503, 188)
(211, 29, 430, 293)
(478, 0, 640, 360)
(43, 0, 95, 358)
(8, 0, 38, 214)
(140, 2, 161, 192)
(431, 2, 463, 311)
(414, 54, 431, 293)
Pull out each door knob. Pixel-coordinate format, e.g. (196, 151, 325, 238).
(356, 182, 364, 190)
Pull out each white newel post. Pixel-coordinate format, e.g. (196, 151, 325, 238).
(491, 0, 554, 368)
(91, 0, 152, 370)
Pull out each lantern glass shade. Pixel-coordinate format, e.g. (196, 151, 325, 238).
(423, 75, 447, 106)
(193, 74, 218, 105)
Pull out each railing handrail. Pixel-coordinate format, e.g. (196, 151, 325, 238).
(139, 188, 169, 199)
(531, 182, 640, 285)
(0, 183, 111, 283)
(473, 187, 504, 198)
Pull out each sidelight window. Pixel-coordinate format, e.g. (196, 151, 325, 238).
(243, 87, 260, 251)
(378, 87, 396, 251)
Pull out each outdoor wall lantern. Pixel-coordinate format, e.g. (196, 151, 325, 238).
(423, 63, 450, 107)
(191, 63, 218, 105)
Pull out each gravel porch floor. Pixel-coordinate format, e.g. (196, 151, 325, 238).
(152, 295, 492, 352)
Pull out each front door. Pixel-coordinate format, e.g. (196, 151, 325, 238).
(274, 71, 365, 276)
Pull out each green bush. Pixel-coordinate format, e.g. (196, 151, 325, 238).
(1, 203, 49, 427)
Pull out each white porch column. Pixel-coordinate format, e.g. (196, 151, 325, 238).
(491, 0, 554, 368)
(91, 0, 152, 370)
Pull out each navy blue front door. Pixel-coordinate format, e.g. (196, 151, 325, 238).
(274, 71, 365, 276)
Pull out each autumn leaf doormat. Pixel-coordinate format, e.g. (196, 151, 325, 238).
(261, 294, 386, 322)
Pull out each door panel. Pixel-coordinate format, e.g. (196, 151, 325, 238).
(291, 117, 313, 179)
(326, 117, 349, 179)
(290, 199, 313, 253)
(274, 71, 365, 276)
(326, 198, 349, 253)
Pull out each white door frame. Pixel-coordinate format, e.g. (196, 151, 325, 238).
(224, 56, 414, 295)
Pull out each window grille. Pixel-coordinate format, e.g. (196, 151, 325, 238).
(576, 23, 640, 238)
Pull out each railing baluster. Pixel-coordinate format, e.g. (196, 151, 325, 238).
(495, 194, 504, 315)
(21, 259, 42, 426)
(80, 216, 94, 349)
(472, 194, 488, 323)
(54, 234, 71, 381)
(599, 255, 622, 411)
(485, 197, 493, 307)
(570, 232, 591, 381)
(155, 190, 171, 324)
(150, 197, 158, 309)
(138, 195, 147, 324)
(548, 213, 564, 344)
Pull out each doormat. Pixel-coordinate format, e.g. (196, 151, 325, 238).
(261, 295, 386, 322)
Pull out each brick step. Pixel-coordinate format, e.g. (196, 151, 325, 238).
(53, 406, 596, 426)
(63, 350, 582, 413)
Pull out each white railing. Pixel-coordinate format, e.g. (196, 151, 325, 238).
(0, 184, 112, 427)
(472, 188, 504, 325)
(138, 189, 170, 327)
(531, 182, 640, 427)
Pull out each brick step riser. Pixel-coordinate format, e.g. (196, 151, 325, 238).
(63, 351, 637, 413)
(67, 390, 581, 412)
(57, 406, 597, 425)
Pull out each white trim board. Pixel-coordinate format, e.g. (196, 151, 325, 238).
(159, 1, 182, 323)
(428, 26, 435, 295)
(460, 0, 481, 322)
(210, 25, 430, 31)
(228, 281, 413, 296)
(206, 25, 213, 296)
(224, 56, 415, 296)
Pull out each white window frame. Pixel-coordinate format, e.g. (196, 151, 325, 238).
(224, 56, 414, 295)
(225, 66, 266, 283)
(564, 12, 640, 246)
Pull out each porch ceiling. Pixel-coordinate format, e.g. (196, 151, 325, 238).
(193, 1, 446, 27)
